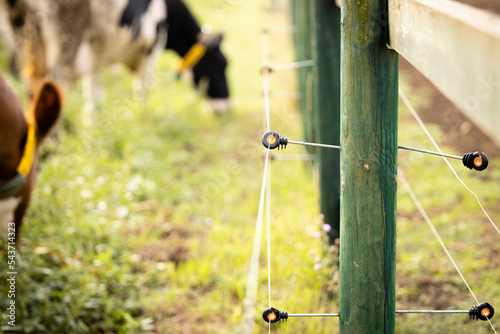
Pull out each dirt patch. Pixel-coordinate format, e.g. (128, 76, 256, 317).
(145, 294, 213, 334)
(155, 314, 215, 334)
(397, 270, 465, 310)
(138, 225, 191, 265)
(482, 215, 500, 270)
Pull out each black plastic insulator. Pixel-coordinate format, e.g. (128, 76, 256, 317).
(463, 151, 488, 171)
(262, 131, 288, 150)
(469, 303, 494, 321)
(262, 307, 288, 324)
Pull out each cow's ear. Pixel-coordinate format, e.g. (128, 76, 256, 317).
(198, 33, 223, 51)
(210, 33, 223, 50)
(31, 80, 63, 140)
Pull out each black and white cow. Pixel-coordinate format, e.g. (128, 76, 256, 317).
(1, 0, 230, 113)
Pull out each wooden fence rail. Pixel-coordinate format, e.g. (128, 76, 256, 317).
(389, 0, 500, 146)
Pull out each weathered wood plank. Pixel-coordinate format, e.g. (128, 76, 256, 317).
(340, 0, 398, 332)
(389, 0, 500, 146)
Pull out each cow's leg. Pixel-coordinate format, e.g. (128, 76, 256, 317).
(81, 72, 103, 124)
(132, 71, 149, 100)
(132, 22, 168, 100)
(131, 49, 161, 100)
(132, 58, 158, 103)
(76, 40, 102, 123)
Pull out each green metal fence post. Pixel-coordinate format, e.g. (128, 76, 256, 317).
(339, 0, 399, 332)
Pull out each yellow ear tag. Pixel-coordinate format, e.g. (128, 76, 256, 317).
(17, 113, 37, 177)
(176, 42, 207, 73)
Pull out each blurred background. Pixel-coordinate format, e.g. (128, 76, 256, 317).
(0, 0, 499, 333)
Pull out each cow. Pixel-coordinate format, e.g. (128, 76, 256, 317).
(0, 0, 231, 114)
(0, 75, 62, 246)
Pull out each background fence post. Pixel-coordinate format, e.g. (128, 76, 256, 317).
(339, 0, 399, 332)
(310, 0, 341, 241)
(289, 0, 315, 150)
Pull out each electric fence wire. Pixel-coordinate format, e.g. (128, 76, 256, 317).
(241, 148, 270, 334)
(266, 158, 272, 333)
(262, 32, 271, 131)
(262, 29, 274, 334)
(240, 30, 275, 334)
(242, 29, 273, 333)
(271, 59, 315, 72)
(398, 169, 498, 333)
(399, 87, 500, 235)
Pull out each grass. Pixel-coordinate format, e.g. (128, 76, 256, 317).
(1, 0, 500, 333)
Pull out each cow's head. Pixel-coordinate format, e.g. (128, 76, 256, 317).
(0, 75, 62, 245)
(191, 33, 230, 113)
(165, 0, 231, 113)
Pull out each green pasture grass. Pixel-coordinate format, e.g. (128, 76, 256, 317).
(396, 76, 500, 334)
(1, 0, 499, 333)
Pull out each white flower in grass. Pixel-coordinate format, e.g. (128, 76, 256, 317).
(43, 186, 52, 195)
(97, 201, 107, 211)
(112, 220, 122, 229)
(80, 189, 93, 199)
(116, 206, 129, 218)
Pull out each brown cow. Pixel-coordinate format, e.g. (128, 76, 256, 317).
(0, 75, 62, 245)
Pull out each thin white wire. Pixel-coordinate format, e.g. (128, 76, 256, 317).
(241, 149, 269, 333)
(255, 29, 273, 333)
(399, 169, 498, 334)
(491, 316, 499, 333)
(267, 158, 272, 309)
(266, 159, 272, 333)
(399, 87, 500, 235)
(398, 169, 479, 303)
(271, 59, 315, 72)
(261, 33, 271, 131)
(262, 29, 273, 333)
